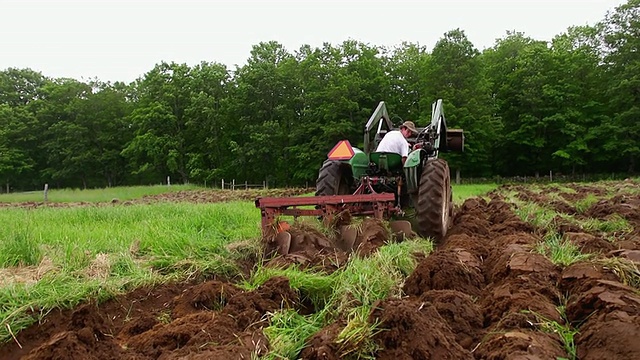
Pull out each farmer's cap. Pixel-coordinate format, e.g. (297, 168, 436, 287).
(400, 121, 418, 134)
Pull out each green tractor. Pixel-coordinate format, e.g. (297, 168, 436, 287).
(315, 99, 464, 240)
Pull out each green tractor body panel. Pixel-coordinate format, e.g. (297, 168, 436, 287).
(404, 149, 422, 168)
(370, 152, 403, 172)
(403, 149, 423, 193)
(348, 147, 369, 179)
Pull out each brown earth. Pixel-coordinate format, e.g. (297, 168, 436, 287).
(3, 182, 640, 359)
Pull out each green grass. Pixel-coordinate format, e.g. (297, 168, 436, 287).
(512, 201, 558, 230)
(502, 188, 615, 267)
(0, 184, 203, 203)
(242, 266, 337, 310)
(554, 185, 578, 195)
(574, 194, 599, 214)
(0, 270, 168, 343)
(452, 183, 497, 204)
(0, 200, 262, 343)
(335, 305, 382, 359)
(0, 201, 259, 271)
(524, 307, 578, 360)
(0, 231, 43, 267)
(263, 310, 325, 360)
(534, 232, 592, 266)
(581, 215, 632, 234)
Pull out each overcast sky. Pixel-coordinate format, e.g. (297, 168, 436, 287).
(0, 0, 625, 83)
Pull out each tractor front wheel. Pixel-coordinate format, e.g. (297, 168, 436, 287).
(416, 158, 452, 241)
(316, 160, 352, 196)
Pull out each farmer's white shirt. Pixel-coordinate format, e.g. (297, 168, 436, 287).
(375, 130, 409, 157)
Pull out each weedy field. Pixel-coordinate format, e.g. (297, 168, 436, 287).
(1, 181, 639, 359)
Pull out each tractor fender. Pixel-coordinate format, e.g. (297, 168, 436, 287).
(404, 149, 425, 194)
(404, 149, 423, 168)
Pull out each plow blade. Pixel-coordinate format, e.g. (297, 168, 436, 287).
(274, 231, 292, 255)
(390, 220, 413, 241)
(255, 193, 399, 238)
(270, 219, 415, 256)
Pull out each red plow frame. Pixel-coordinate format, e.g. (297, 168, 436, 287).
(255, 192, 400, 237)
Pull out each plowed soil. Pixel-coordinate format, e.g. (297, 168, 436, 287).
(0, 188, 313, 208)
(3, 181, 640, 359)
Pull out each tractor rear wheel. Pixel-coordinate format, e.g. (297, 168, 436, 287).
(316, 160, 352, 196)
(416, 158, 452, 241)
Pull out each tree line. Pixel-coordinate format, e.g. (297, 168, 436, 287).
(0, 0, 638, 191)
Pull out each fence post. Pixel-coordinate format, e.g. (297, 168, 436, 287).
(245, 181, 248, 190)
(263, 180, 266, 189)
(167, 176, 171, 186)
(44, 184, 49, 203)
(232, 179, 235, 191)
(549, 170, 553, 182)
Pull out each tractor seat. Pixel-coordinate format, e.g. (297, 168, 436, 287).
(370, 152, 403, 173)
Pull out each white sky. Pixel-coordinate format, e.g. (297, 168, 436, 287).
(0, 0, 625, 83)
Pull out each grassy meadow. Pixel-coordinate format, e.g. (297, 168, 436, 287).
(0, 184, 202, 203)
(0, 183, 495, 346)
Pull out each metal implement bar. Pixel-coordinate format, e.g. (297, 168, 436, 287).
(255, 193, 398, 237)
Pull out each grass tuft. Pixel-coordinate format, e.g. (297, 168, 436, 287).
(524, 307, 578, 360)
(573, 194, 599, 214)
(599, 257, 640, 289)
(581, 215, 632, 234)
(336, 306, 382, 359)
(263, 310, 324, 360)
(535, 232, 592, 266)
(242, 266, 336, 311)
(0, 230, 43, 267)
(513, 202, 557, 230)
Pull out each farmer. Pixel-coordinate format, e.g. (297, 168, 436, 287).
(375, 121, 418, 164)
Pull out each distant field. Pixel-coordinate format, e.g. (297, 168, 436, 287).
(0, 183, 492, 204)
(452, 183, 497, 204)
(0, 184, 203, 203)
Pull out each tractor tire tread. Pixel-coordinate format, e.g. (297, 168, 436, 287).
(416, 158, 451, 241)
(316, 160, 344, 196)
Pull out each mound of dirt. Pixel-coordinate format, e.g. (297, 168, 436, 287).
(403, 249, 485, 297)
(298, 322, 345, 360)
(575, 310, 640, 360)
(369, 298, 472, 359)
(3, 277, 297, 360)
(418, 290, 484, 350)
(564, 232, 616, 254)
(474, 330, 566, 359)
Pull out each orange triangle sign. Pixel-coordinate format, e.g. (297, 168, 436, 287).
(327, 140, 355, 160)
